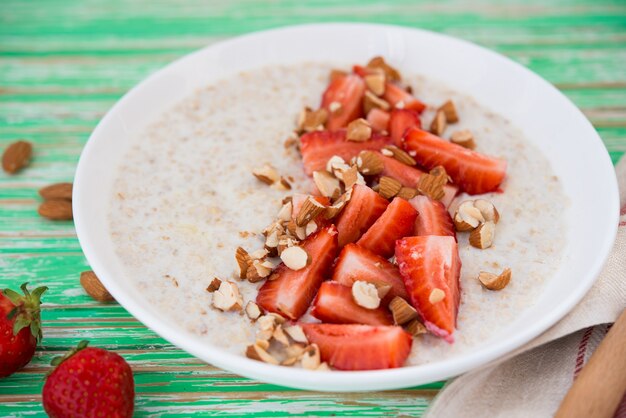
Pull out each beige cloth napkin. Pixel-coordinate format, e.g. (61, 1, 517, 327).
(426, 156, 626, 418)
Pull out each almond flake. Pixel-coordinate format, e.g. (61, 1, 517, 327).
(439, 100, 459, 123)
(417, 166, 448, 201)
(212, 281, 243, 311)
(246, 343, 279, 365)
(351, 280, 381, 309)
(245, 301, 262, 320)
(428, 288, 446, 304)
(284, 325, 308, 344)
(346, 118, 372, 142)
(450, 129, 476, 149)
(298, 107, 329, 133)
(272, 324, 290, 346)
(429, 110, 447, 136)
(295, 196, 326, 226)
(473, 199, 500, 224)
(397, 187, 418, 200)
(206, 278, 222, 292)
(378, 176, 402, 199)
(364, 72, 386, 96)
(235, 247, 251, 279)
(366, 56, 401, 82)
(313, 171, 341, 199)
(389, 296, 418, 325)
(280, 246, 310, 270)
(364, 90, 391, 114)
(301, 344, 321, 370)
(478, 268, 511, 291)
(253, 164, 280, 185)
(356, 151, 384, 175)
(330, 69, 348, 82)
(469, 221, 496, 249)
(382, 145, 416, 166)
(328, 101, 342, 114)
(405, 319, 427, 337)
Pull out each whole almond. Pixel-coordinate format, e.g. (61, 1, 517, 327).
(38, 199, 73, 220)
(39, 182, 73, 201)
(2, 140, 33, 174)
(80, 270, 114, 302)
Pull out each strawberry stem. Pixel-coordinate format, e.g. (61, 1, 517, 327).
(2, 282, 48, 343)
(50, 340, 90, 367)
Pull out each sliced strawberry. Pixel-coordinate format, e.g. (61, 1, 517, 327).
(356, 197, 417, 258)
(291, 193, 331, 221)
(256, 226, 338, 320)
(383, 83, 426, 113)
(300, 130, 393, 175)
(332, 243, 408, 302)
(321, 74, 365, 131)
(409, 195, 455, 238)
(352, 65, 369, 77)
(335, 184, 389, 247)
(301, 323, 412, 370)
(379, 153, 458, 207)
(395, 236, 461, 343)
(311, 282, 393, 326)
(403, 128, 507, 195)
(389, 109, 422, 147)
(366, 108, 390, 132)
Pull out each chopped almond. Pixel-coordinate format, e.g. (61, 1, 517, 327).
(346, 118, 372, 142)
(206, 278, 222, 293)
(284, 325, 309, 344)
(378, 176, 402, 199)
(280, 246, 310, 270)
(341, 165, 363, 189)
(469, 221, 495, 249)
(313, 171, 341, 199)
(428, 288, 445, 304)
(389, 296, 418, 325)
(439, 100, 459, 123)
(253, 164, 280, 185)
(364, 72, 386, 96)
(212, 281, 243, 311)
(397, 187, 418, 200)
(405, 319, 427, 337)
(474, 199, 500, 223)
(382, 145, 416, 166)
(298, 107, 329, 133)
(301, 344, 321, 370)
(323, 190, 351, 219)
(366, 56, 401, 82)
(478, 268, 511, 291)
(296, 196, 326, 226)
(351, 280, 381, 309)
(246, 343, 279, 365)
(356, 150, 384, 175)
(364, 90, 391, 114)
(455, 200, 485, 230)
(328, 101, 342, 114)
(272, 324, 290, 346)
(417, 166, 448, 201)
(235, 247, 251, 279)
(245, 301, 262, 320)
(450, 129, 475, 149)
(430, 110, 447, 136)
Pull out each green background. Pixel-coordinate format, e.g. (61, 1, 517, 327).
(1, 0, 625, 416)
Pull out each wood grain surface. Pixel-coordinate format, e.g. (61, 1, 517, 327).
(1, 0, 625, 416)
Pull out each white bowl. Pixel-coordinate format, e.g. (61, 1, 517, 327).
(73, 23, 619, 391)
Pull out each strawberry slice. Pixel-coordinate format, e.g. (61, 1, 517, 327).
(383, 83, 426, 113)
(366, 108, 390, 132)
(311, 282, 393, 326)
(291, 193, 331, 221)
(321, 74, 366, 131)
(256, 226, 338, 320)
(379, 153, 458, 207)
(356, 197, 417, 258)
(389, 109, 422, 147)
(333, 243, 408, 302)
(409, 195, 455, 238)
(335, 184, 389, 247)
(301, 323, 412, 370)
(300, 130, 393, 175)
(395, 236, 461, 343)
(403, 128, 507, 195)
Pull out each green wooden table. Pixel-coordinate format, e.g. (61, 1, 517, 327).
(1, 0, 625, 416)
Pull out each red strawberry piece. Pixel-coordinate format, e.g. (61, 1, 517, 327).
(0, 283, 47, 377)
(403, 128, 507, 195)
(300, 130, 393, 175)
(301, 323, 412, 370)
(256, 225, 339, 320)
(291, 193, 331, 220)
(335, 184, 389, 247)
(43, 341, 134, 418)
(389, 109, 422, 147)
(311, 281, 393, 326)
(409, 195, 456, 238)
(395, 236, 461, 343)
(379, 153, 458, 207)
(352, 64, 370, 77)
(366, 108, 391, 132)
(332, 243, 408, 302)
(383, 83, 426, 113)
(321, 74, 366, 131)
(356, 197, 418, 258)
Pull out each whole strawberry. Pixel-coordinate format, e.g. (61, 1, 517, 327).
(43, 341, 135, 418)
(0, 282, 47, 377)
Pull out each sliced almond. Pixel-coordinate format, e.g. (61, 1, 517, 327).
(280, 246, 310, 270)
(356, 151, 384, 175)
(272, 324, 290, 346)
(389, 296, 418, 325)
(473, 199, 500, 224)
(246, 343, 279, 365)
(366, 56, 401, 82)
(428, 288, 446, 304)
(430, 110, 447, 136)
(382, 145, 416, 166)
(439, 100, 459, 123)
(245, 301, 262, 320)
(80, 271, 114, 302)
(346, 118, 372, 142)
(469, 221, 495, 249)
(456, 200, 485, 229)
(378, 176, 402, 199)
(397, 187, 417, 200)
(284, 325, 308, 344)
(450, 129, 475, 149)
(417, 166, 448, 201)
(330, 69, 348, 82)
(478, 268, 511, 291)
(364, 72, 386, 96)
(405, 319, 428, 337)
(351, 280, 381, 309)
(364, 90, 391, 114)
(253, 164, 280, 185)
(301, 344, 321, 370)
(39, 182, 73, 201)
(2, 140, 32, 174)
(296, 197, 326, 226)
(313, 170, 341, 199)
(212, 281, 243, 311)
(206, 277, 222, 293)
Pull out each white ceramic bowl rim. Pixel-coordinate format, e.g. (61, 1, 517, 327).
(73, 23, 619, 391)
